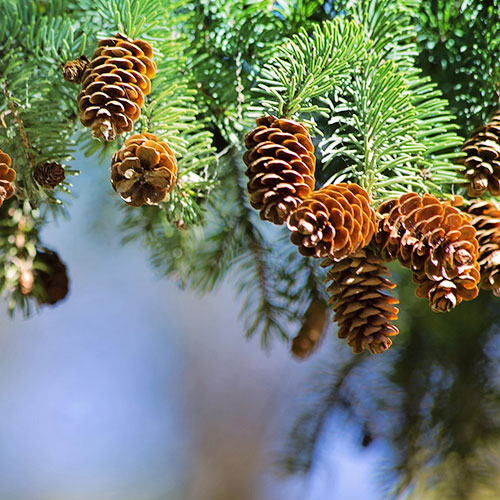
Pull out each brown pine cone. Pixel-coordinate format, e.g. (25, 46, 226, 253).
(63, 55, 89, 84)
(0, 149, 16, 206)
(466, 200, 500, 296)
(376, 193, 480, 312)
(243, 115, 316, 224)
(323, 249, 399, 354)
(78, 33, 156, 141)
(33, 162, 65, 189)
(287, 183, 376, 260)
(460, 111, 500, 197)
(111, 133, 177, 207)
(36, 250, 69, 306)
(290, 297, 328, 359)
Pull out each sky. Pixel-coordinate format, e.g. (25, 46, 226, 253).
(0, 151, 383, 500)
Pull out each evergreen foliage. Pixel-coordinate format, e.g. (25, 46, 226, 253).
(2, 0, 500, 495)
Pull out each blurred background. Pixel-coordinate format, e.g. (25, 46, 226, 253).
(0, 152, 382, 500)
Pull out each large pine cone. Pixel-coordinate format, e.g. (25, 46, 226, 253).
(376, 193, 480, 312)
(111, 133, 177, 207)
(78, 33, 156, 141)
(466, 200, 500, 296)
(323, 249, 399, 354)
(36, 250, 69, 306)
(290, 297, 328, 359)
(460, 111, 500, 197)
(287, 183, 376, 260)
(243, 115, 316, 225)
(0, 149, 15, 206)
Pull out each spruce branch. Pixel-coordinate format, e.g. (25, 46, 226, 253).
(253, 18, 366, 119)
(319, 0, 464, 202)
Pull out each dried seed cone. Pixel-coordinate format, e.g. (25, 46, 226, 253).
(36, 251, 69, 306)
(243, 115, 316, 224)
(291, 297, 328, 359)
(460, 110, 500, 197)
(63, 55, 89, 84)
(466, 200, 500, 296)
(323, 249, 399, 355)
(0, 149, 15, 206)
(376, 193, 480, 312)
(111, 133, 177, 207)
(287, 183, 376, 259)
(33, 162, 65, 188)
(78, 33, 156, 141)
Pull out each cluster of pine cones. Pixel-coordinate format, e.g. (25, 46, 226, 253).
(64, 33, 177, 207)
(243, 114, 500, 357)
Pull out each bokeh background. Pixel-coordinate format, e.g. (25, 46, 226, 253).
(0, 152, 381, 500)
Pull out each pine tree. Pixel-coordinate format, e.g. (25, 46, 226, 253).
(2, 0, 500, 496)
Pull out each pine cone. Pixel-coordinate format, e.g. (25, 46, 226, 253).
(243, 115, 315, 224)
(460, 111, 500, 197)
(63, 55, 89, 84)
(78, 33, 156, 141)
(323, 249, 399, 354)
(466, 200, 500, 296)
(376, 193, 480, 312)
(0, 149, 15, 206)
(36, 250, 69, 305)
(33, 162, 65, 188)
(111, 133, 177, 207)
(291, 297, 328, 359)
(287, 183, 376, 259)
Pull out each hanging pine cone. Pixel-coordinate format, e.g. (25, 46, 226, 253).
(78, 33, 156, 141)
(0, 149, 16, 206)
(376, 193, 480, 312)
(35, 250, 69, 306)
(111, 133, 177, 207)
(290, 297, 328, 359)
(63, 55, 89, 84)
(243, 115, 316, 225)
(287, 183, 376, 259)
(460, 110, 500, 197)
(33, 162, 65, 188)
(466, 200, 500, 296)
(323, 249, 399, 355)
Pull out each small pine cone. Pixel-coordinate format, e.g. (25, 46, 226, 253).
(376, 193, 480, 312)
(460, 111, 500, 197)
(323, 249, 399, 355)
(287, 183, 376, 259)
(466, 200, 500, 296)
(33, 162, 65, 188)
(0, 149, 16, 206)
(78, 33, 156, 141)
(291, 297, 328, 359)
(36, 251, 69, 305)
(243, 115, 316, 224)
(63, 55, 89, 84)
(111, 133, 177, 207)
